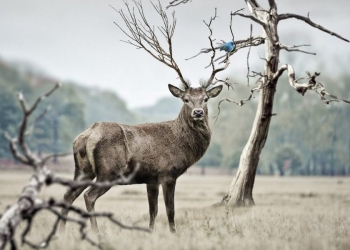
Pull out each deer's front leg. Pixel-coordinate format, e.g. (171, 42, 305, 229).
(161, 178, 176, 233)
(147, 183, 159, 230)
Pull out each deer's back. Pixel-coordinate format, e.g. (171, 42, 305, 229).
(73, 121, 210, 183)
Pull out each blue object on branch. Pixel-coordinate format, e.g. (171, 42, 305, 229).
(219, 41, 235, 52)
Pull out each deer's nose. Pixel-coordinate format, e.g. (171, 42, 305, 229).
(192, 109, 204, 118)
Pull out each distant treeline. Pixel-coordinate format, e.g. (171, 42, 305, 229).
(0, 59, 137, 159)
(1, 58, 350, 176)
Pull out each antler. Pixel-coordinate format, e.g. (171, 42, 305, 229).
(201, 9, 231, 89)
(113, 0, 189, 89)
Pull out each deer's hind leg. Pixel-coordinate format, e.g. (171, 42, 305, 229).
(83, 145, 126, 233)
(83, 178, 112, 233)
(60, 154, 95, 231)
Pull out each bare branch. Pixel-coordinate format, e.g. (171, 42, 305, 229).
(3, 83, 62, 168)
(3, 133, 30, 165)
(18, 197, 150, 250)
(229, 8, 244, 41)
(273, 64, 350, 104)
(216, 35, 265, 65)
(113, 1, 189, 88)
(278, 13, 349, 42)
(246, 24, 253, 86)
(26, 83, 62, 116)
(231, 10, 265, 27)
(21, 211, 60, 249)
(277, 42, 316, 55)
(47, 164, 140, 190)
(214, 79, 270, 122)
(25, 105, 52, 137)
(187, 35, 265, 62)
(53, 201, 150, 233)
(0, 84, 61, 249)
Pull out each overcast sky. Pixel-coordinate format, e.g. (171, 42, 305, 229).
(1, 0, 349, 108)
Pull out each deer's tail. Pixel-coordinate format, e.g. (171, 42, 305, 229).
(72, 133, 95, 180)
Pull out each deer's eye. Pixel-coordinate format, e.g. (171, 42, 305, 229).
(184, 98, 189, 103)
(204, 98, 209, 102)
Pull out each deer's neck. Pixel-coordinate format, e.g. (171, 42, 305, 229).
(175, 105, 211, 161)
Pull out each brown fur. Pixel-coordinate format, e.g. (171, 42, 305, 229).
(60, 85, 223, 233)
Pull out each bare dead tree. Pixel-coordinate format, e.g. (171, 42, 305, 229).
(169, 0, 350, 207)
(0, 83, 148, 250)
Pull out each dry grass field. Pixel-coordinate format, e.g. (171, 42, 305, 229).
(0, 170, 349, 250)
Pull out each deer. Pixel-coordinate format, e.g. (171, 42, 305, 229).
(60, 1, 230, 233)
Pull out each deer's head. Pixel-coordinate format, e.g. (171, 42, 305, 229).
(168, 84, 223, 121)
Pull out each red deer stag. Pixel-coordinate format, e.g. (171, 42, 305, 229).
(60, 1, 230, 233)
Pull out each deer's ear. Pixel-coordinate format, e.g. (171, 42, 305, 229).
(168, 84, 185, 98)
(206, 85, 223, 98)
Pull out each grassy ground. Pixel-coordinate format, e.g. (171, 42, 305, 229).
(0, 170, 349, 250)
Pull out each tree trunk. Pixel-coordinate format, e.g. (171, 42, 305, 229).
(222, 12, 280, 206)
(222, 84, 277, 206)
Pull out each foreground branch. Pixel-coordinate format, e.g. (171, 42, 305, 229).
(0, 83, 62, 249)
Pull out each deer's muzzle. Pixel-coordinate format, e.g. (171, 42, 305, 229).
(192, 109, 204, 120)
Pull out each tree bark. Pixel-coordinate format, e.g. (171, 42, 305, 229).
(222, 7, 280, 206)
